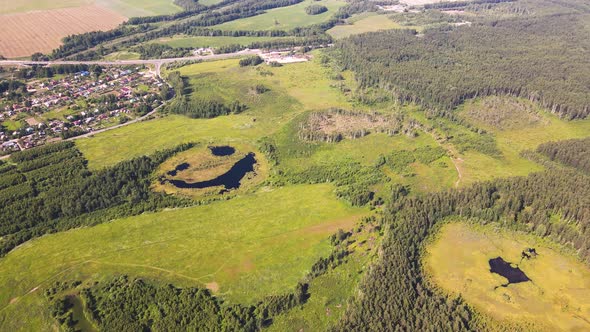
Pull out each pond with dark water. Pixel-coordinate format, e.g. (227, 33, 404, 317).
(167, 162, 190, 176)
(167, 153, 256, 192)
(489, 257, 531, 287)
(209, 146, 236, 156)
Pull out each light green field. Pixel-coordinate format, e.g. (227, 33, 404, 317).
(214, 0, 346, 31)
(0, 119, 23, 131)
(0, 0, 181, 16)
(425, 222, 590, 331)
(269, 223, 379, 331)
(95, 0, 181, 17)
(77, 56, 352, 169)
(103, 50, 141, 60)
(457, 98, 590, 185)
(0, 0, 91, 14)
(0, 184, 365, 331)
(327, 13, 405, 39)
(198, 0, 223, 5)
(152, 35, 299, 49)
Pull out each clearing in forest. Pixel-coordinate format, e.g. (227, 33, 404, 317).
(425, 222, 590, 331)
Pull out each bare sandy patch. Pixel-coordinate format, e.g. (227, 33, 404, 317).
(206, 282, 219, 292)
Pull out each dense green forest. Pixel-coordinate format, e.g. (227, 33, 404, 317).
(335, 166, 590, 330)
(0, 142, 194, 256)
(336, 13, 590, 119)
(537, 137, 590, 173)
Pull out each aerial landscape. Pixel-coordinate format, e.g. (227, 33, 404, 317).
(0, 0, 589, 331)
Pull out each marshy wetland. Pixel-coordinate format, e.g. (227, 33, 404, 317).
(425, 222, 590, 331)
(154, 144, 267, 198)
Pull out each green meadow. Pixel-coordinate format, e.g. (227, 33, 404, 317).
(214, 0, 346, 31)
(77, 57, 351, 169)
(0, 0, 182, 16)
(0, 184, 365, 331)
(327, 13, 406, 39)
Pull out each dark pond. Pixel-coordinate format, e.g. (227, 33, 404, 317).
(489, 257, 531, 287)
(167, 153, 256, 192)
(210, 146, 236, 156)
(167, 162, 190, 176)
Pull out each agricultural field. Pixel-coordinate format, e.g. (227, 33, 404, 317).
(0, 0, 181, 58)
(0, 184, 365, 331)
(0, 6, 125, 58)
(425, 222, 590, 331)
(214, 0, 346, 31)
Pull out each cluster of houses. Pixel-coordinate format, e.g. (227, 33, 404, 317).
(0, 67, 165, 154)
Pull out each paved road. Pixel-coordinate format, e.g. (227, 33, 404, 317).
(0, 49, 261, 76)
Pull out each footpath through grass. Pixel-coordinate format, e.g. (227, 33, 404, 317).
(0, 184, 365, 331)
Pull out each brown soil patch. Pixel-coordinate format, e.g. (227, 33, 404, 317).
(25, 117, 40, 126)
(0, 5, 126, 58)
(9, 297, 19, 304)
(205, 282, 219, 292)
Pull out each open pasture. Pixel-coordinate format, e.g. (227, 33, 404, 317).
(214, 0, 346, 31)
(0, 184, 365, 331)
(425, 222, 590, 331)
(456, 97, 590, 185)
(77, 57, 352, 169)
(327, 13, 405, 39)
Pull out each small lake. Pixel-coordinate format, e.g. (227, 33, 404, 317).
(167, 153, 256, 192)
(167, 162, 190, 176)
(489, 257, 531, 287)
(209, 146, 235, 156)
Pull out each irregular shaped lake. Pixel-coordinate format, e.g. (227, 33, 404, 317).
(209, 146, 235, 156)
(167, 153, 256, 192)
(489, 257, 531, 287)
(167, 162, 190, 176)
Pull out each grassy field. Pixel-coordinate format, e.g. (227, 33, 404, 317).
(269, 222, 379, 331)
(95, 0, 181, 17)
(103, 50, 141, 60)
(214, 0, 346, 31)
(0, 0, 181, 16)
(151, 35, 302, 49)
(0, 184, 365, 331)
(327, 13, 405, 39)
(425, 222, 590, 331)
(456, 97, 590, 185)
(77, 56, 352, 169)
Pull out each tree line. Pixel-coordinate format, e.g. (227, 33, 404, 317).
(0, 142, 195, 256)
(537, 137, 590, 174)
(334, 144, 590, 330)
